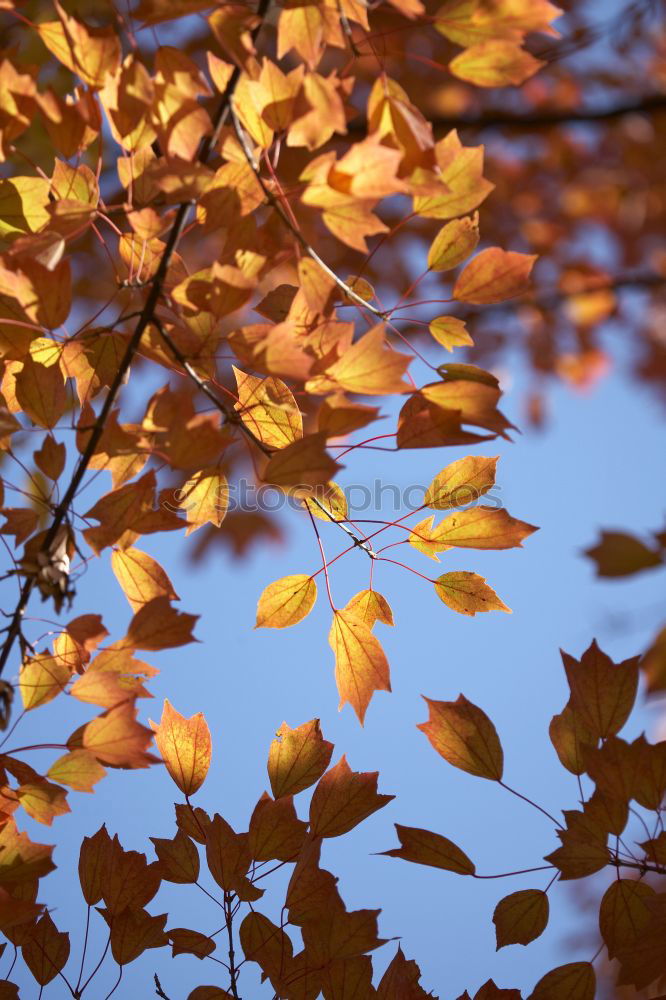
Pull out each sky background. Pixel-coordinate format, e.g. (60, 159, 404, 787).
(2, 327, 665, 999)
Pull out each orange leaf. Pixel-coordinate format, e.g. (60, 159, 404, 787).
(493, 889, 549, 948)
(453, 248, 537, 304)
(324, 325, 411, 395)
(309, 756, 394, 837)
(584, 530, 663, 578)
(38, 4, 121, 88)
(178, 468, 229, 535)
(434, 572, 510, 616)
(151, 699, 212, 797)
(121, 596, 199, 651)
(255, 574, 317, 629)
(419, 694, 504, 780)
(14, 358, 67, 429)
(101, 906, 168, 965)
(328, 609, 391, 723)
(73, 702, 157, 768)
(267, 719, 334, 798)
(382, 824, 475, 874)
(263, 433, 340, 488)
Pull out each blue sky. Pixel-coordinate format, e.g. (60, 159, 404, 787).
(3, 341, 665, 998)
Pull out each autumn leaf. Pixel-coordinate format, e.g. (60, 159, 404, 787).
(424, 455, 498, 509)
(427, 215, 479, 271)
(309, 756, 394, 837)
(255, 574, 317, 628)
(382, 824, 475, 874)
(431, 506, 537, 549)
(529, 963, 596, 1000)
(562, 641, 639, 741)
(111, 547, 179, 612)
(599, 879, 654, 961)
(418, 695, 504, 780)
(267, 719, 333, 798)
(329, 609, 392, 723)
(151, 830, 200, 884)
(263, 433, 340, 488)
(21, 913, 69, 986)
(434, 572, 511, 616)
(233, 367, 303, 448)
(450, 42, 544, 88)
(323, 325, 412, 395)
(121, 596, 199, 651)
(343, 589, 394, 627)
(151, 699, 212, 796)
(429, 316, 474, 352)
(584, 530, 663, 577)
(453, 248, 537, 304)
(493, 889, 549, 948)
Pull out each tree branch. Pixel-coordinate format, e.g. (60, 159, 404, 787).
(348, 94, 666, 134)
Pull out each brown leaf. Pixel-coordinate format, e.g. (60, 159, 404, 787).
(382, 824, 475, 875)
(21, 913, 69, 986)
(309, 756, 394, 838)
(248, 792, 308, 862)
(492, 889, 549, 949)
(529, 963, 595, 1000)
(562, 640, 639, 741)
(151, 830, 200, 884)
(418, 695, 504, 780)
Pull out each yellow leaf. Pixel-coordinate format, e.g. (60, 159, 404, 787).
(151, 698, 212, 797)
(450, 42, 544, 88)
(0, 177, 51, 237)
(324, 325, 411, 395)
(19, 652, 71, 711)
(256, 575, 317, 629)
(429, 315, 474, 351)
(427, 215, 479, 271)
(111, 547, 179, 612)
(344, 590, 394, 627)
(38, 4, 121, 89)
(425, 455, 498, 509)
(434, 572, 511, 616)
(178, 468, 229, 535)
(233, 367, 303, 449)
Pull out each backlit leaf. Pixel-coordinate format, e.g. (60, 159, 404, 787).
(453, 248, 537, 304)
(267, 719, 334, 798)
(151, 699, 212, 796)
(256, 574, 317, 628)
(434, 572, 510, 616)
(427, 215, 479, 271)
(329, 609, 392, 723)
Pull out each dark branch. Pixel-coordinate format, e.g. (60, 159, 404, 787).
(349, 94, 666, 134)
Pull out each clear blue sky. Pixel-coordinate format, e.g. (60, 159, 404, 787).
(4, 340, 665, 997)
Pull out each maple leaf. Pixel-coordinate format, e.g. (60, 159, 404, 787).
(151, 699, 212, 797)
